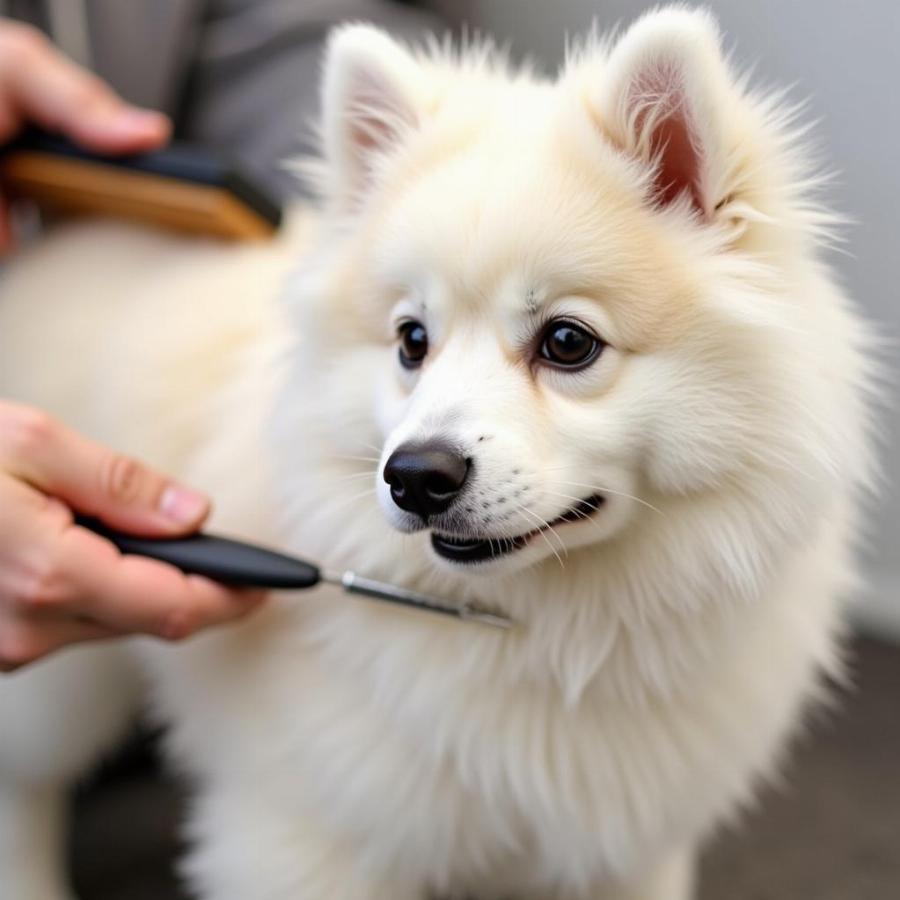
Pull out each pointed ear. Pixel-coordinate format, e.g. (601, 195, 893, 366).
(321, 25, 426, 205)
(590, 8, 731, 219)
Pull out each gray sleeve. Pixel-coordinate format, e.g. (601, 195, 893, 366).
(174, 0, 445, 199)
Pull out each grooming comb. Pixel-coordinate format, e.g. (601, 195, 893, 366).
(75, 517, 512, 630)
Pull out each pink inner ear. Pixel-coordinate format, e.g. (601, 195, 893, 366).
(347, 75, 401, 154)
(650, 109, 704, 214)
(631, 67, 705, 216)
(345, 67, 416, 179)
(349, 112, 394, 155)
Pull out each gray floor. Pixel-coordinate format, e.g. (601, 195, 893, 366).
(69, 636, 900, 899)
(699, 636, 900, 900)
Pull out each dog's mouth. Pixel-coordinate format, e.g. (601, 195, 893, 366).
(431, 494, 605, 563)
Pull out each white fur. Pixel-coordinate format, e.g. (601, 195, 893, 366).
(0, 8, 875, 899)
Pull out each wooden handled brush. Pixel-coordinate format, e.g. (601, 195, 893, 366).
(0, 128, 283, 241)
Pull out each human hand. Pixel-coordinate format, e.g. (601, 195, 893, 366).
(0, 19, 170, 248)
(0, 401, 266, 672)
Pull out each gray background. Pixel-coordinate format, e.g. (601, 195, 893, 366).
(463, 0, 899, 636)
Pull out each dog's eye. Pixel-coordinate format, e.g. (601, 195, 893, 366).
(538, 320, 602, 369)
(397, 320, 428, 369)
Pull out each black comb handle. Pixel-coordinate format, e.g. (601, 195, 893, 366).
(75, 516, 321, 589)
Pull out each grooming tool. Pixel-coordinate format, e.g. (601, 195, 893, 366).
(0, 128, 282, 240)
(75, 516, 512, 630)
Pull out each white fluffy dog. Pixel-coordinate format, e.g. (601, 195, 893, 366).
(0, 7, 875, 899)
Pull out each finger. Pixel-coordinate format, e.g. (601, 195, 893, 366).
(0, 485, 265, 635)
(0, 615, 121, 673)
(0, 402, 209, 536)
(0, 475, 74, 577)
(57, 522, 267, 638)
(0, 24, 169, 153)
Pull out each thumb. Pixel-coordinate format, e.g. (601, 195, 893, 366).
(0, 404, 209, 535)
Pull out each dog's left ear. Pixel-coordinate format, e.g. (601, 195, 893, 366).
(588, 8, 732, 220)
(321, 25, 426, 206)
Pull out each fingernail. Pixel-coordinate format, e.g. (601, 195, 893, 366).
(108, 108, 169, 136)
(158, 485, 207, 525)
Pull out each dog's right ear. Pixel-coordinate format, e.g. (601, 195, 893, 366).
(321, 25, 425, 207)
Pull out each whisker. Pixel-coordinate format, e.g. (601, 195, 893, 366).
(537, 489, 608, 529)
(330, 470, 379, 484)
(526, 465, 664, 516)
(512, 501, 567, 569)
(332, 454, 383, 464)
(323, 486, 378, 520)
(551, 480, 665, 516)
(540, 487, 600, 507)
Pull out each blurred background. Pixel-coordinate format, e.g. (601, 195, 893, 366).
(2, 1, 896, 898)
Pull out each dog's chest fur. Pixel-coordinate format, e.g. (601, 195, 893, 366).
(145, 494, 843, 896)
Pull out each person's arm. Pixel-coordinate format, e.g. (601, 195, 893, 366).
(0, 24, 264, 671)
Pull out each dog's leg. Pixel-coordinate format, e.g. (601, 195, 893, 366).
(533, 848, 696, 900)
(601, 847, 696, 900)
(0, 644, 140, 900)
(0, 781, 75, 900)
(183, 785, 426, 900)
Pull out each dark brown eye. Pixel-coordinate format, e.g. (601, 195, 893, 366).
(398, 320, 428, 369)
(539, 320, 601, 369)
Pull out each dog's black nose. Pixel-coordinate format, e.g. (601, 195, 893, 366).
(383, 442, 470, 519)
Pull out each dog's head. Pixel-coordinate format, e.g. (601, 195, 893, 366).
(287, 8, 861, 587)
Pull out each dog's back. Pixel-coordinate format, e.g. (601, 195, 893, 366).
(0, 215, 308, 471)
